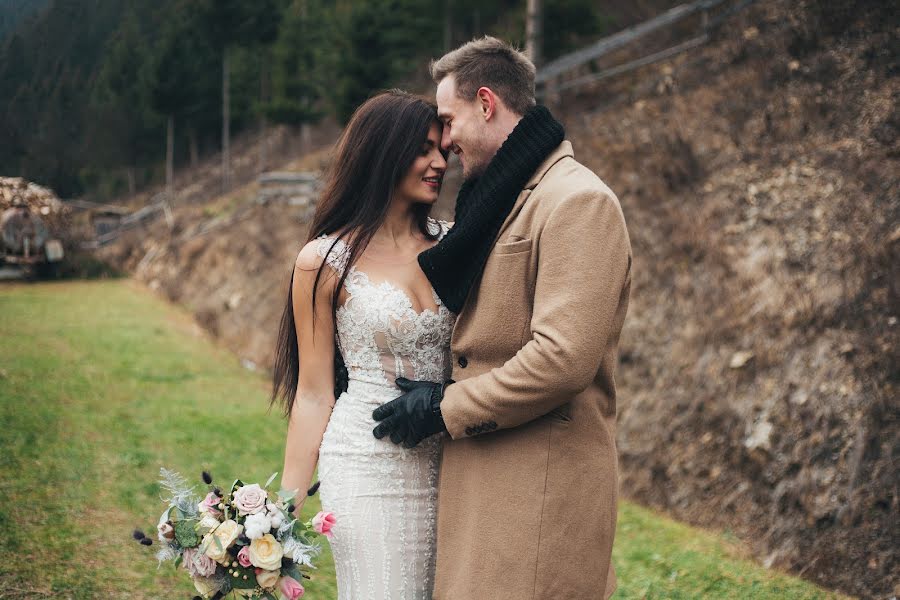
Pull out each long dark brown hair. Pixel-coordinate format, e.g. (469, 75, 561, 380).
(270, 90, 442, 417)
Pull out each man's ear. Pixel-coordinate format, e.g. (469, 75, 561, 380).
(476, 87, 497, 121)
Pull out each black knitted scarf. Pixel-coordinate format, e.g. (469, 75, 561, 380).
(419, 105, 565, 313)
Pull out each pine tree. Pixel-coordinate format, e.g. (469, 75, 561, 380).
(265, 0, 326, 128)
(89, 9, 159, 195)
(197, 0, 282, 190)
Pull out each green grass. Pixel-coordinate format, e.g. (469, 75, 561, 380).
(0, 280, 847, 599)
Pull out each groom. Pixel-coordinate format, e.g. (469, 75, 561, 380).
(373, 36, 632, 599)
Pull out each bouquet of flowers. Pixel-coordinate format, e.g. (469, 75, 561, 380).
(133, 468, 335, 599)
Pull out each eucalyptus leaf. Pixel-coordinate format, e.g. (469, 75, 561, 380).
(278, 488, 297, 503)
(264, 472, 279, 489)
(284, 564, 303, 581)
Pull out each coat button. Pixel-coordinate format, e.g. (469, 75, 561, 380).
(458, 356, 468, 368)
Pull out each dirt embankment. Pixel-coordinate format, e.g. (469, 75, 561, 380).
(97, 1, 898, 597)
(563, 1, 897, 597)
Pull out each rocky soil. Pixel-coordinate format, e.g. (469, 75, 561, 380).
(94, 0, 897, 597)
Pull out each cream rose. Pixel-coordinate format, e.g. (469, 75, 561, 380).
(255, 568, 280, 589)
(201, 519, 243, 563)
(248, 533, 284, 570)
(197, 512, 221, 535)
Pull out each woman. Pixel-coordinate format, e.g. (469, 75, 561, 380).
(270, 91, 453, 599)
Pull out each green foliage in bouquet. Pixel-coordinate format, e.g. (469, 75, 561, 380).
(174, 519, 201, 549)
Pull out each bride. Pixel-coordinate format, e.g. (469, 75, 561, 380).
(270, 90, 453, 599)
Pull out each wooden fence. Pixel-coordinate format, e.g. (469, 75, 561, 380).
(536, 0, 756, 99)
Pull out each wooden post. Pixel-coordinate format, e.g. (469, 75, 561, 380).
(166, 115, 174, 203)
(259, 51, 268, 174)
(444, 0, 453, 52)
(222, 47, 231, 192)
(526, 0, 543, 68)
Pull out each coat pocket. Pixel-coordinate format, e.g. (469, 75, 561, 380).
(477, 243, 534, 355)
(546, 403, 573, 424)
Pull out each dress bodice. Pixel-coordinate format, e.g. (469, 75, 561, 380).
(316, 219, 455, 401)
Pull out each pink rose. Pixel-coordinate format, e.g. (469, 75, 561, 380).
(237, 545, 252, 568)
(233, 483, 268, 516)
(199, 491, 222, 516)
(182, 547, 217, 577)
(279, 576, 305, 600)
(311, 511, 336, 538)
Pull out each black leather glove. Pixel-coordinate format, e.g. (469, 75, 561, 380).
(372, 378, 451, 448)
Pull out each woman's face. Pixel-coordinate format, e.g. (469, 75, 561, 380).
(394, 122, 447, 206)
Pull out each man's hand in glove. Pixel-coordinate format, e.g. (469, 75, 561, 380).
(372, 378, 451, 448)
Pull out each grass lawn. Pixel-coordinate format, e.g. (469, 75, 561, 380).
(0, 280, 847, 599)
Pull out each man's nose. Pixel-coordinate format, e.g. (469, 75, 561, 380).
(440, 126, 452, 152)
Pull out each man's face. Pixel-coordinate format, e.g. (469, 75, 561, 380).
(436, 76, 494, 181)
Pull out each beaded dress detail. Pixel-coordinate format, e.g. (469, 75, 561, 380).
(316, 218, 454, 599)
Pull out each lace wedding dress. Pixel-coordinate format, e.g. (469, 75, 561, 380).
(316, 219, 455, 600)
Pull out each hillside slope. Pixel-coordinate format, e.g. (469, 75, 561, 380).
(96, 1, 898, 597)
(563, 1, 897, 597)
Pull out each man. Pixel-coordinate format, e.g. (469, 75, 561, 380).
(373, 36, 632, 599)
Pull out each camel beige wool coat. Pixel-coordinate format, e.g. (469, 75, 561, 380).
(433, 141, 632, 600)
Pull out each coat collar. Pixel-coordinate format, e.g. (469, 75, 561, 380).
(523, 140, 574, 190)
(496, 140, 574, 238)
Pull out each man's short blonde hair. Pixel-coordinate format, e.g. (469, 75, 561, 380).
(431, 36, 536, 116)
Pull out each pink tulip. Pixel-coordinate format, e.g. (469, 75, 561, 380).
(311, 511, 336, 538)
(279, 576, 305, 599)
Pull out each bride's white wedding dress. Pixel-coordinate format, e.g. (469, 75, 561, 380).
(316, 219, 454, 600)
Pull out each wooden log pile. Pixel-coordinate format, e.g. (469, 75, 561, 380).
(0, 177, 70, 232)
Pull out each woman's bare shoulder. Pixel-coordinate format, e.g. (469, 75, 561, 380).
(295, 239, 327, 271)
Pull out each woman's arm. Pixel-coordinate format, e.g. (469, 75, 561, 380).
(281, 242, 339, 515)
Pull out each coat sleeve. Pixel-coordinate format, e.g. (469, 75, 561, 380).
(440, 188, 632, 439)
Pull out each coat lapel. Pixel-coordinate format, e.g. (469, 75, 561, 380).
(496, 141, 574, 239)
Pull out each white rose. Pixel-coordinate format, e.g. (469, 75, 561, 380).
(249, 533, 284, 570)
(201, 519, 242, 563)
(256, 569, 280, 589)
